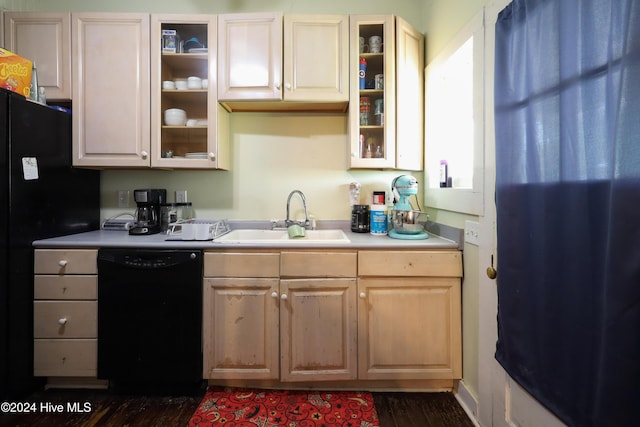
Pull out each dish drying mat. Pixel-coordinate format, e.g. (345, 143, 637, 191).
(166, 219, 231, 241)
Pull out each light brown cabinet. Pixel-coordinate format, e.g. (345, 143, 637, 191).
(357, 250, 462, 380)
(280, 251, 358, 382)
(33, 249, 98, 377)
(203, 251, 281, 380)
(203, 250, 358, 382)
(150, 14, 229, 169)
(217, 13, 349, 112)
(349, 15, 424, 170)
(72, 13, 150, 167)
(3, 12, 71, 100)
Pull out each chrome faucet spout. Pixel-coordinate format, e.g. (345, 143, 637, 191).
(285, 190, 312, 229)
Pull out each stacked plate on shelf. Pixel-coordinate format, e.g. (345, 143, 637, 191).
(185, 152, 208, 159)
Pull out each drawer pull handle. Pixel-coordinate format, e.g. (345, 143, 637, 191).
(58, 317, 68, 325)
(280, 293, 288, 301)
(359, 292, 366, 299)
(58, 260, 68, 267)
(271, 291, 279, 298)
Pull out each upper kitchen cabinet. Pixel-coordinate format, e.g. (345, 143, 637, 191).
(349, 16, 424, 170)
(72, 13, 150, 168)
(217, 13, 349, 112)
(4, 12, 71, 100)
(150, 14, 229, 170)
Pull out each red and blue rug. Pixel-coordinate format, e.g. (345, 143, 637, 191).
(188, 387, 380, 427)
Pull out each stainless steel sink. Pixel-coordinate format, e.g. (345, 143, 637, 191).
(213, 229, 350, 244)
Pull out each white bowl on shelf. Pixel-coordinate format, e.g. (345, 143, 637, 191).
(164, 108, 187, 126)
(162, 80, 176, 90)
(174, 79, 188, 90)
(187, 76, 202, 89)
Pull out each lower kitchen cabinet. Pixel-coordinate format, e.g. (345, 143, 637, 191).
(279, 277, 357, 382)
(203, 251, 281, 380)
(33, 249, 98, 377)
(203, 250, 358, 382)
(203, 276, 281, 380)
(357, 250, 463, 380)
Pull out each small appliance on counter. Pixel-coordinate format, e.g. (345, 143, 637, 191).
(129, 189, 167, 235)
(389, 175, 429, 240)
(349, 181, 370, 233)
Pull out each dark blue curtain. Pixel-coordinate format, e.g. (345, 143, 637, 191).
(494, 0, 640, 425)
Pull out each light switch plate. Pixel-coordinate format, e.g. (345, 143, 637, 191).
(464, 220, 480, 246)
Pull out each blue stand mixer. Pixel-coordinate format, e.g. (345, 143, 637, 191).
(389, 175, 429, 240)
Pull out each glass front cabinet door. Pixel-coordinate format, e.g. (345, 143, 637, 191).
(151, 14, 229, 169)
(349, 15, 424, 170)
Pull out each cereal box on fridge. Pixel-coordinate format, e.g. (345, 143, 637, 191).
(0, 48, 33, 98)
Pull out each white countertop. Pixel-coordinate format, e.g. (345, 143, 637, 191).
(33, 227, 460, 250)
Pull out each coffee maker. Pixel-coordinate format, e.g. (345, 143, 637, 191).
(129, 189, 167, 235)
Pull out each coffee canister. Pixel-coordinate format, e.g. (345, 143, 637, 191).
(370, 204, 388, 236)
(351, 205, 370, 233)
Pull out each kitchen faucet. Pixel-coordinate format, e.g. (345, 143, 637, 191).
(285, 190, 312, 229)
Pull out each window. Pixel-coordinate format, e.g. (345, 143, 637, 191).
(424, 10, 484, 215)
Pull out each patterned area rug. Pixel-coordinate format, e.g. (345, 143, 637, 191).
(187, 387, 380, 426)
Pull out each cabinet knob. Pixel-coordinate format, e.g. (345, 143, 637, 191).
(58, 317, 68, 325)
(58, 260, 68, 267)
(284, 83, 292, 90)
(208, 152, 215, 161)
(140, 150, 149, 158)
(271, 291, 279, 298)
(359, 292, 366, 299)
(280, 293, 288, 301)
(275, 82, 281, 90)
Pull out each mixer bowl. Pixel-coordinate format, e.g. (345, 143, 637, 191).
(390, 210, 426, 234)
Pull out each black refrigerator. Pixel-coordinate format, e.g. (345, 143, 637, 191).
(0, 88, 100, 398)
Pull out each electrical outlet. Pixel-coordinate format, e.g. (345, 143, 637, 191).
(118, 190, 130, 208)
(176, 190, 187, 203)
(464, 220, 480, 246)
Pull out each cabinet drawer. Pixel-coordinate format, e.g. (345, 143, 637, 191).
(34, 339, 97, 377)
(358, 251, 462, 277)
(204, 252, 280, 277)
(34, 301, 97, 338)
(281, 251, 357, 277)
(34, 249, 98, 275)
(34, 276, 97, 300)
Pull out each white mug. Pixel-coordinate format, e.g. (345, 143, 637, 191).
(359, 36, 369, 53)
(369, 36, 383, 53)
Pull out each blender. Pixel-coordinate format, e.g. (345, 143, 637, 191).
(389, 175, 429, 239)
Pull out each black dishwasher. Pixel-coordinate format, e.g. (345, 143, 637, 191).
(97, 248, 203, 392)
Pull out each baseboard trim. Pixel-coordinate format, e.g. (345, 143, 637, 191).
(455, 380, 480, 426)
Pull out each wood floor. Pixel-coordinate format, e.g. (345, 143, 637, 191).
(0, 388, 475, 427)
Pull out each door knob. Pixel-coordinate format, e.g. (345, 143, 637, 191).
(486, 255, 497, 280)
